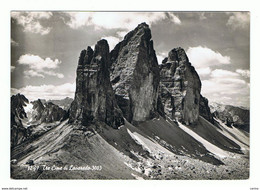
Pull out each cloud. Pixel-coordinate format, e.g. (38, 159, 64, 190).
(17, 54, 64, 78)
(24, 70, 45, 78)
(201, 68, 249, 107)
(18, 54, 61, 70)
(226, 12, 250, 30)
(236, 69, 250, 78)
(187, 46, 231, 69)
(116, 31, 128, 38)
(11, 83, 76, 101)
(11, 12, 52, 35)
(157, 55, 164, 65)
(11, 39, 19, 46)
(210, 69, 239, 78)
(65, 12, 181, 30)
(201, 78, 249, 107)
(196, 67, 211, 76)
(167, 13, 181, 24)
(186, 47, 249, 106)
(157, 52, 168, 64)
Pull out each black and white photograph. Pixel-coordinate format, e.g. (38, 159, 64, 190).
(9, 11, 250, 180)
(1, 0, 260, 189)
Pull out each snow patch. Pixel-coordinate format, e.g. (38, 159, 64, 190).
(215, 119, 249, 150)
(24, 102, 33, 114)
(177, 122, 229, 158)
(118, 125, 124, 130)
(127, 129, 151, 153)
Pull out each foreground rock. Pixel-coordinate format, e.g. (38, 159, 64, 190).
(69, 40, 124, 128)
(159, 48, 201, 125)
(110, 22, 161, 123)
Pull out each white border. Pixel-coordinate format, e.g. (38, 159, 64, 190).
(1, 0, 259, 189)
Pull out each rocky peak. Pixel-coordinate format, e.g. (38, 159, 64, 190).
(160, 47, 201, 125)
(11, 93, 29, 119)
(168, 47, 189, 63)
(110, 22, 161, 122)
(69, 39, 124, 128)
(11, 94, 30, 147)
(32, 99, 44, 111)
(41, 102, 67, 123)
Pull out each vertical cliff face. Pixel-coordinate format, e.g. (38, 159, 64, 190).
(69, 40, 124, 128)
(199, 95, 214, 124)
(160, 48, 201, 125)
(110, 23, 160, 122)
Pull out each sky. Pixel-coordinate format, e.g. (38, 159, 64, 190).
(10, 11, 250, 108)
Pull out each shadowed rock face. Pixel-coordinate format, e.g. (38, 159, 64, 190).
(28, 99, 67, 124)
(30, 99, 45, 121)
(41, 102, 67, 123)
(199, 95, 214, 124)
(11, 94, 30, 147)
(110, 23, 160, 122)
(69, 40, 124, 128)
(160, 47, 201, 125)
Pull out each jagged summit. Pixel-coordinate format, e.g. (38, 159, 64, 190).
(160, 47, 201, 125)
(122, 22, 151, 41)
(69, 39, 124, 128)
(168, 47, 189, 62)
(78, 46, 94, 67)
(110, 22, 161, 123)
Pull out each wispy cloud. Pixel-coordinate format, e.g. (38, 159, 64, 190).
(11, 83, 76, 101)
(210, 69, 239, 78)
(18, 54, 64, 79)
(201, 78, 249, 107)
(187, 46, 230, 69)
(196, 67, 211, 76)
(201, 68, 249, 107)
(65, 12, 181, 30)
(11, 12, 53, 35)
